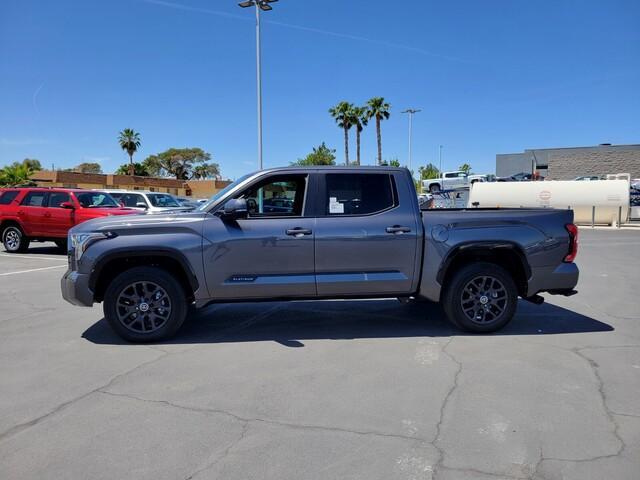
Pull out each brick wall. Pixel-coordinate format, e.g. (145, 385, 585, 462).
(548, 146, 640, 180)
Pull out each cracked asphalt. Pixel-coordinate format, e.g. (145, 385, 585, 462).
(1, 228, 639, 479)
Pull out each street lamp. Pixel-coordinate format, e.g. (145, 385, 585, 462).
(401, 108, 421, 176)
(238, 0, 278, 170)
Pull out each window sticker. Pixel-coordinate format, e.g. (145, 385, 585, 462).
(329, 197, 344, 214)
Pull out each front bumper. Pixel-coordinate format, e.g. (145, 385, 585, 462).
(526, 262, 579, 297)
(61, 269, 94, 307)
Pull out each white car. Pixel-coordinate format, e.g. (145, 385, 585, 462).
(101, 190, 194, 213)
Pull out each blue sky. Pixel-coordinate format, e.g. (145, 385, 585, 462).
(1, 0, 639, 179)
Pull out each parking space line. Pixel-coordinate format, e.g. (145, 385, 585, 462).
(0, 254, 67, 262)
(0, 265, 67, 276)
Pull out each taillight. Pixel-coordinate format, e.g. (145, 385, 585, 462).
(564, 223, 578, 262)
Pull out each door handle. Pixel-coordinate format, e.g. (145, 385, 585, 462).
(17, 210, 25, 216)
(44, 212, 51, 218)
(386, 225, 411, 234)
(286, 227, 313, 237)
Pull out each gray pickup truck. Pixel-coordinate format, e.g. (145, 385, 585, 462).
(61, 167, 579, 342)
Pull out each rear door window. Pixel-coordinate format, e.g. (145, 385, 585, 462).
(0, 190, 19, 205)
(325, 173, 396, 216)
(20, 191, 47, 207)
(48, 192, 70, 208)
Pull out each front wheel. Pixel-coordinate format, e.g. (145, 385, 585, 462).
(442, 262, 517, 333)
(2, 225, 30, 253)
(55, 239, 67, 252)
(103, 266, 188, 342)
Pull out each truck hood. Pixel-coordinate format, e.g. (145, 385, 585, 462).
(86, 207, 139, 216)
(70, 211, 208, 234)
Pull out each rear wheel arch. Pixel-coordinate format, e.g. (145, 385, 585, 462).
(92, 250, 199, 303)
(438, 242, 530, 298)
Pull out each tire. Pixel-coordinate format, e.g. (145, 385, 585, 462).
(103, 266, 188, 342)
(2, 225, 30, 253)
(442, 262, 517, 333)
(55, 239, 67, 252)
(429, 184, 441, 193)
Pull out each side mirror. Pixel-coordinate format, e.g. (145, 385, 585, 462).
(60, 201, 75, 209)
(221, 198, 248, 220)
(136, 202, 148, 210)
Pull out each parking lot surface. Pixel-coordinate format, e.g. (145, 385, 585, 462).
(1, 229, 639, 479)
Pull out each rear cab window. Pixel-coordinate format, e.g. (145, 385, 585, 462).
(324, 173, 397, 216)
(0, 190, 20, 205)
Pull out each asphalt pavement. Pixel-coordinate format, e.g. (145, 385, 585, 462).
(0, 229, 639, 479)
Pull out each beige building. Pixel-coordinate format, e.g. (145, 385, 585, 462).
(496, 144, 640, 180)
(30, 171, 231, 199)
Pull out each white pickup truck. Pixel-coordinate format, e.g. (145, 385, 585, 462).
(422, 171, 486, 193)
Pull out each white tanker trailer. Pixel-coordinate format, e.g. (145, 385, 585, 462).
(468, 180, 630, 225)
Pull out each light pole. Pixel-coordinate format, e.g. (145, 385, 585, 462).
(439, 144, 443, 174)
(239, 0, 278, 170)
(401, 108, 421, 176)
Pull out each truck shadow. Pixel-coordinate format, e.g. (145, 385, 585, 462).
(83, 299, 614, 346)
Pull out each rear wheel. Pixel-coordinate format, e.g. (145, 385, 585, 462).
(429, 183, 441, 193)
(2, 225, 30, 253)
(443, 262, 517, 333)
(55, 239, 67, 252)
(103, 266, 188, 342)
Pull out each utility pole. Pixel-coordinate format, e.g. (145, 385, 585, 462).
(439, 145, 443, 174)
(401, 109, 421, 176)
(239, 0, 278, 170)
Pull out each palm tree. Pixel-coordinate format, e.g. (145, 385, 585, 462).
(329, 101, 354, 165)
(366, 97, 391, 165)
(350, 106, 368, 166)
(0, 163, 34, 187)
(118, 128, 141, 176)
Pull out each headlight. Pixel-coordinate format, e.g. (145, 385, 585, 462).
(69, 232, 113, 263)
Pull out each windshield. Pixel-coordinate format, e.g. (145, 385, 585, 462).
(197, 173, 253, 211)
(75, 192, 120, 208)
(147, 193, 182, 207)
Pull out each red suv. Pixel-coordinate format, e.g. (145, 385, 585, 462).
(0, 188, 137, 253)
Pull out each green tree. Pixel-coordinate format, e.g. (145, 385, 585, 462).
(386, 158, 401, 167)
(115, 162, 149, 176)
(366, 97, 391, 165)
(118, 128, 141, 176)
(418, 163, 440, 180)
(291, 142, 336, 166)
(22, 158, 42, 171)
(0, 162, 35, 187)
(329, 101, 354, 166)
(75, 162, 102, 174)
(192, 163, 221, 180)
(143, 147, 217, 180)
(459, 163, 472, 174)
(350, 106, 368, 166)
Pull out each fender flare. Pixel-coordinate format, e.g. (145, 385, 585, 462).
(436, 241, 531, 285)
(89, 247, 200, 293)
